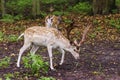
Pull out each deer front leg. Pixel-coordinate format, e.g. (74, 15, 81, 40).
(47, 45, 55, 70)
(58, 48, 65, 65)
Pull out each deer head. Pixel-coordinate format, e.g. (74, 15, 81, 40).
(45, 15, 62, 28)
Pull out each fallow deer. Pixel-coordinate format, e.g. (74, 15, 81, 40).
(17, 25, 91, 70)
(17, 26, 80, 70)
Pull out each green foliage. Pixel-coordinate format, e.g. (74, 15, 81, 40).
(111, 9, 118, 14)
(41, 0, 57, 4)
(0, 56, 11, 68)
(64, 19, 73, 24)
(0, 14, 23, 22)
(108, 19, 120, 30)
(0, 32, 18, 42)
(14, 14, 23, 21)
(1, 0, 92, 19)
(1, 14, 14, 23)
(53, 11, 69, 16)
(116, 0, 120, 6)
(39, 76, 56, 80)
(89, 33, 96, 39)
(93, 20, 99, 25)
(22, 53, 49, 74)
(0, 31, 4, 42)
(41, 0, 68, 4)
(7, 34, 18, 42)
(39, 11, 47, 18)
(53, 11, 64, 15)
(4, 73, 14, 80)
(69, 2, 92, 14)
(6, 0, 32, 14)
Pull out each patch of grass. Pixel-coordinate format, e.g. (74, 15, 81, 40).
(0, 32, 18, 42)
(0, 31, 4, 42)
(22, 53, 49, 75)
(4, 73, 14, 80)
(14, 72, 20, 78)
(64, 19, 73, 24)
(69, 2, 92, 14)
(39, 76, 56, 80)
(0, 56, 11, 69)
(7, 34, 18, 42)
(108, 19, 120, 30)
(0, 14, 14, 23)
(93, 19, 99, 25)
(89, 33, 96, 39)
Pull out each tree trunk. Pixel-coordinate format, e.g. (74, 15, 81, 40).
(36, 0, 40, 15)
(92, 0, 116, 15)
(1, 0, 6, 17)
(32, 0, 40, 18)
(32, 0, 36, 17)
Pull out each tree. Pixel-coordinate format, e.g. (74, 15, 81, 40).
(1, 0, 6, 17)
(32, 0, 40, 18)
(92, 0, 116, 15)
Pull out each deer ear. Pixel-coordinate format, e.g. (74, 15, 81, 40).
(51, 15, 55, 19)
(58, 15, 62, 23)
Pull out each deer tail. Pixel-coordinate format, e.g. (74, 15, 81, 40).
(17, 33, 24, 41)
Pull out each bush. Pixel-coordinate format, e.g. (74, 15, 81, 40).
(22, 53, 49, 75)
(0, 14, 14, 23)
(0, 14, 23, 22)
(7, 34, 18, 42)
(69, 2, 92, 14)
(116, 0, 120, 6)
(39, 76, 56, 80)
(6, 0, 32, 18)
(0, 56, 11, 69)
(109, 19, 120, 30)
(4, 73, 14, 80)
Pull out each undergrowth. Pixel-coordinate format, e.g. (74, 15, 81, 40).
(22, 53, 49, 75)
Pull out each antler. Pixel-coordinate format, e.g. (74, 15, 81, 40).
(79, 25, 91, 46)
(74, 24, 91, 47)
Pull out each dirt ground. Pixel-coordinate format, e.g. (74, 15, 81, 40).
(0, 40, 120, 80)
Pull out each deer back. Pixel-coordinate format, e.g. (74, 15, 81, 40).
(24, 26, 70, 47)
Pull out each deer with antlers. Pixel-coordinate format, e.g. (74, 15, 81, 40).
(17, 20, 91, 70)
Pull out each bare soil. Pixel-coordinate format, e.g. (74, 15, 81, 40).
(0, 40, 120, 80)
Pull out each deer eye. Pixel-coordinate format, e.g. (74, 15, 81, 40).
(74, 49, 76, 51)
(73, 48, 77, 52)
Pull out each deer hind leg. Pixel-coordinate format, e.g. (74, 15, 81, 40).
(58, 48, 65, 65)
(47, 45, 55, 70)
(30, 45, 39, 54)
(17, 42, 31, 67)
